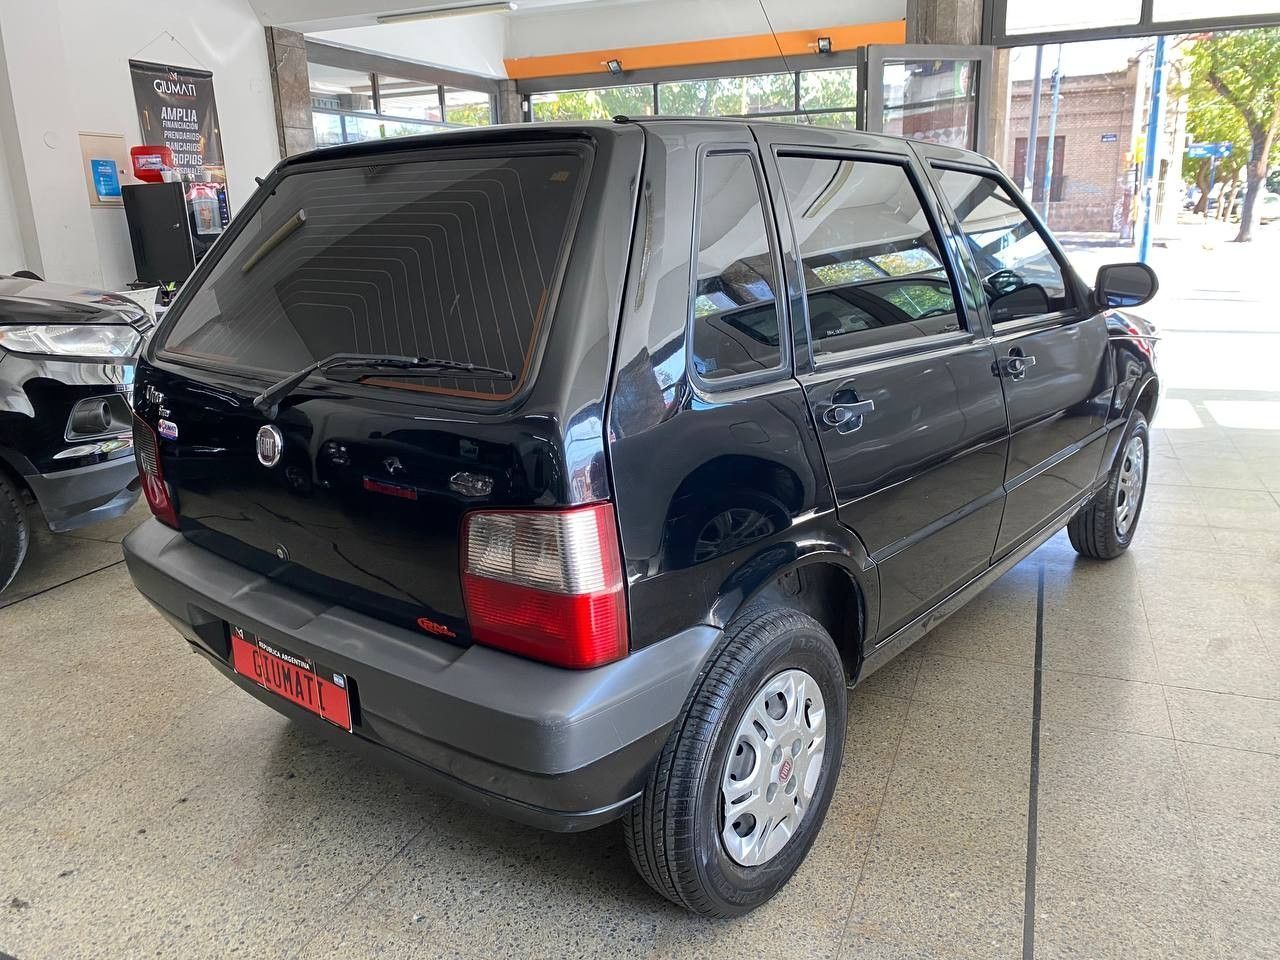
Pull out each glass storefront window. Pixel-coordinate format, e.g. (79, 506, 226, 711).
(312, 112, 345, 147)
(881, 59, 977, 149)
(308, 64, 374, 113)
(530, 84, 654, 121)
(308, 58, 494, 148)
(377, 76, 443, 122)
(658, 73, 795, 116)
(444, 88, 493, 126)
(1153, 0, 1276, 17)
(800, 67, 858, 111)
(1004, 0, 1141, 34)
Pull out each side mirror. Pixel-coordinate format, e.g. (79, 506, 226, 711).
(1094, 262, 1158, 309)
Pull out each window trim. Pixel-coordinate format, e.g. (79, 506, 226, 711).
(771, 147, 977, 371)
(686, 143, 791, 392)
(927, 159, 1085, 331)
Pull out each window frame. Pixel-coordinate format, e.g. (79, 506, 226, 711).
(686, 143, 792, 392)
(150, 140, 595, 411)
(926, 159, 1086, 334)
(771, 146, 977, 372)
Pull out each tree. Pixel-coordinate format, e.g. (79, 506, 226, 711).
(1178, 83, 1248, 215)
(1186, 29, 1280, 241)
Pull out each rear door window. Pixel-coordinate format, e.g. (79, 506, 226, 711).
(690, 151, 784, 384)
(156, 150, 585, 400)
(777, 155, 964, 358)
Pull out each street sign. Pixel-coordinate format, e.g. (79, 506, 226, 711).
(1187, 142, 1232, 159)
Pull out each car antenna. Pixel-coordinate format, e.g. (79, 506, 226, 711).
(757, 0, 813, 125)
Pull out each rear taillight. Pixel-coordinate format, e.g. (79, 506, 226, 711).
(461, 503, 628, 669)
(132, 414, 178, 529)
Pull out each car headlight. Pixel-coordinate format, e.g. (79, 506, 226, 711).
(0, 324, 141, 358)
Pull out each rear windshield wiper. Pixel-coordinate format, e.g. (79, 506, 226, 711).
(252, 353, 515, 418)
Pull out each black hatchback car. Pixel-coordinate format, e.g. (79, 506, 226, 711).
(123, 120, 1158, 917)
(1, 275, 149, 590)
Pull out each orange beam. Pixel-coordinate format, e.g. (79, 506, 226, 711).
(504, 20, 906, 80)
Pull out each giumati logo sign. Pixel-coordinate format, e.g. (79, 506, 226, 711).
(153, 76, 197, 97)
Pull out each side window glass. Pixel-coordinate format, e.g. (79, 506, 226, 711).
(934, 168, 1071, 324)
(778, 156, 962, 357)
(691, 152, 783, 382)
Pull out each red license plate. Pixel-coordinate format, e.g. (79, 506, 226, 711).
(230, 627, 352, 731)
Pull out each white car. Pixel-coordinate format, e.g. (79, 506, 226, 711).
(1260, 191, 1279, 224)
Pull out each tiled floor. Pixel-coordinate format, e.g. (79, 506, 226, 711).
(2, 222, 1279, 958)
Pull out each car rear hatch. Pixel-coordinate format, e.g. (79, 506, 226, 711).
(134, 126, 643, 646)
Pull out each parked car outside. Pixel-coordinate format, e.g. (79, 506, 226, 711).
(1259, 191, 1280, 223)
(122, 120, 1159, 917)
(0, 275, 148, 590)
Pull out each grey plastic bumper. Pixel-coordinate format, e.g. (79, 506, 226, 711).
(122, 519, 720, 831)
(26, 455, 140, 532)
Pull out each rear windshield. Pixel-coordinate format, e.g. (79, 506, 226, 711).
(156, 149, 585, 400)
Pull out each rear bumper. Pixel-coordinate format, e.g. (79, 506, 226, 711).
(122, 519, 719, 831)
(26, 455, 141, 532)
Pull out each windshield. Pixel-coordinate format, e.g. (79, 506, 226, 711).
(155, 149, 586, 400)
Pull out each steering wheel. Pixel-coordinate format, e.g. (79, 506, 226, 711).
(985, 269, 1024, 298)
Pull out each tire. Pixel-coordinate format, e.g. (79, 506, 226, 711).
(624, 605, 847, 918)
(1068, 412, 1149, 560)
(0, 471, 30, 594)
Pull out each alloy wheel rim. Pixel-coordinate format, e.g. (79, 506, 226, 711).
(1115, 434, 1146, 538)
(720, 668, 827, 867)
(693, 508, 776, 562)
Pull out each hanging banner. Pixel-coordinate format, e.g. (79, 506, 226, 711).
(128, 59, 228, 200)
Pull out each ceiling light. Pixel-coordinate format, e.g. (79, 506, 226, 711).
(605, 59, 623, 75)
(816, 36, 833, 55)
(376, 2, 516, 24)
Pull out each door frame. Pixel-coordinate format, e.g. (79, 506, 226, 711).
(863, 44, 996, 155)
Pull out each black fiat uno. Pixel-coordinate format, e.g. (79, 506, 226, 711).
(124, 119, 1158, 917)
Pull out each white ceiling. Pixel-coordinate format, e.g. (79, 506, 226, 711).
(249, 0, 654, 33)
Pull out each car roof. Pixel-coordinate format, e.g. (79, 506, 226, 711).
(279, 117, 1000, 173)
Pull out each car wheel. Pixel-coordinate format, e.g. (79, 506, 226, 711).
(0, 471, 30, 593)
(1068, 411, 1149, 560)
(623, 604, 846, 918)
(671, 489, 789, 566)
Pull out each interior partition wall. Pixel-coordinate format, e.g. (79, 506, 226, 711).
(518, 51, 865, 129)
(305, 40, 501, 146)
(517, 44, 997, 155)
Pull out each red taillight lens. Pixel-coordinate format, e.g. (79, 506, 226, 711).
(132, 414, 178, 529)
(461, 503, 628, 669)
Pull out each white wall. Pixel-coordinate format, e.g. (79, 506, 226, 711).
(313, 16, 508, 78)
(506, 0, 906, 58)
(0, 114, 24, 272)
(61, 0, 281, 287)
(0, 0, 280, 287)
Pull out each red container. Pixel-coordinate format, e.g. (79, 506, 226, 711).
(130, 145, 175, 183)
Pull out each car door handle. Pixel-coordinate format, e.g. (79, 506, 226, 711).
(820, 398, 874, 433)
(997, 354, 1037, 380)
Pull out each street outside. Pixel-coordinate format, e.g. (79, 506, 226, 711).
(1064, 217, 1280, 459)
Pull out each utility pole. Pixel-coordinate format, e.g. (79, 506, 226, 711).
(1041, 46, 1063, 220)
(1024, 46, 1044, 196)
(1138, 34, 1166, 263)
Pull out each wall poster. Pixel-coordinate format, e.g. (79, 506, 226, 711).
(128, 59, 230, 231)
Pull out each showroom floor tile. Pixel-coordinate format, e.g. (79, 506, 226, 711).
(3, 411, 1280, 958)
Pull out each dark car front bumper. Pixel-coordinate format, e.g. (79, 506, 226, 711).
(122, 518, 720, 831)
(26, 454, 140, 532)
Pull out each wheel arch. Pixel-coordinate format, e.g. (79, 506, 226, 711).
(708, 524, 876, 683)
